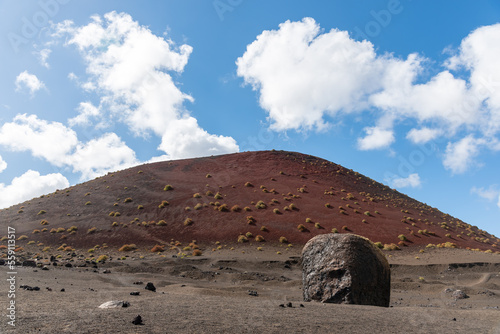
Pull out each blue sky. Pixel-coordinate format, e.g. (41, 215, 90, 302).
(1, 1, 500, 236)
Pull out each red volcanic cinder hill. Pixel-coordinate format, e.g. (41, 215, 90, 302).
(1, 150, 499, 251)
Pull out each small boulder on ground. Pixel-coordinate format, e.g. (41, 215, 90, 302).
(22, 260, 37, 267)
(98, 301, 130, 309)
(302, 233, 390, 307)
(144, 282, 156, 292)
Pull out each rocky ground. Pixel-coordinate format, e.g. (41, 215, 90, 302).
(1, 246, 500, 333)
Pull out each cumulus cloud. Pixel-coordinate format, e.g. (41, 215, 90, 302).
(68, 133, 138, 179)
(0, 155, 6, 173)
(15, 71, 45, 96)
(237, 18, 500, 173)
(55, 11, 238, 158)
(0, 114, 78, 166)
(0, 114, 138, 181)
(0, 170, 69, 209)
(236, 18, 419, 132)
(443, 136, 485, 174)
(68, 102, 101, 127)
(358, 126, 395, 150)
(158, 117, 239, 160)
(390, 173, 421, 189)
(406, 128, 442, 144)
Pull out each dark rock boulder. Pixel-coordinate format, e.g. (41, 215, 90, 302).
(144, 282, 156, 292)
(22, 260, 37, 267)
(302, 233, 390, 307)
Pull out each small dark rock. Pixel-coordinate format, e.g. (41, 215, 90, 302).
(248, 290, 258, 296)
(286, 302, 293, 308)
(279, 304, 285, 308)
(50, 256, 55, 262)
(452, 318, 456, 321)
(130, 291, 140, 296)
(133, 281, 143, 285)
(41, 266, 49, 271)
(144, 282, 156, 292)
(132, 315, 143, 325)
(300, 304, 305, 308)
(452, 290, 469, 300)
(46, 287, 52, 291)
(60, 288, 65, 292)
(22, 260, 37, 267)
(65, 263, 72, 268)
(102, 269, 111, 274)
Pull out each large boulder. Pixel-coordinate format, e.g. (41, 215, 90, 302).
(302, 233, 390, 307)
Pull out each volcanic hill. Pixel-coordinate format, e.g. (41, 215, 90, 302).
(1, 150, 499, 252)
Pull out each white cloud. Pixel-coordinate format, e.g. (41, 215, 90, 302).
(0, 114, 78, 166)
(236, 18, 419, 133)
(0, 170, 69, 209)
(390, 173, 421, 189)
(0, 155, 6, 173)
(68, 102, 101, 127)
(471, 186, 500, 209)
(237, 19, 500, 171)
(406, 127, 442, 144)
(0, 114, 139, 181)
(443, 136, 485, 174)
(158, 117, 239, 160)
(68, 133, 138, 180)
(15, 71, 45, 96)
(36, 48, 52, 68)
(56, 11, 238, 158)
(471, 186, 499, 201)
(357, 126, 395, 150)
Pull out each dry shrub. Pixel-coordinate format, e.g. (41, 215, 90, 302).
(119, 244, 137, 252)
(151, 245, 165, 252)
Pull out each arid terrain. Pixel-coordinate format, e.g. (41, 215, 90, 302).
(1, 150, 499, 333)
(1, 246, 500, 333)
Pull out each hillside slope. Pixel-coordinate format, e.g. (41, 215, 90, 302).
(1, 150, 498, 252)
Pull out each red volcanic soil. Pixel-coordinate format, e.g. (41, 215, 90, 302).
(1, 150, 499, 251)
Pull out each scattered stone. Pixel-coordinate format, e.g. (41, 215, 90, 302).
(444, 288, 454, 293)
(102, 269, 111, 274)
(248, 290, 258, 296)
(452, 290, 469, 300)
(46, 287, 52, 291)
(50, 255, 56, 262)
(144, 282, 156, 292)
(65, 263, 72, 268)
(22, 260, 36, 267)
(60, 288, 65, 292)
(452, 318, 456, 321)
(133, 281, 143, 285)
(302, 233, 391, 307)
(286, 302, 293, 308)
(98, 301, 130, 309)
(41, 266, 49, 271)
(0, 259, 5, 265)
(300, 304, 305, 308)
(278, 304, 285, 308)
(20, 285, 40, 291)
(130, 291, 140, 296)
(33, 270, 38, 273)
(132, 315, 144, 325)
